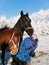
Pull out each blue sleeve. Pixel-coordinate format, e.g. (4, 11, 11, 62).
(31, 39, 38, 51)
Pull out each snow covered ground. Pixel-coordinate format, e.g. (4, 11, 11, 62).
(31, 35, 49, 65)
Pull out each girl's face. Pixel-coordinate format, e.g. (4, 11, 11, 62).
(32, 34, 38, 39)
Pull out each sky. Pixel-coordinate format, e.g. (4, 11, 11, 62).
(0, 0, 49, 18)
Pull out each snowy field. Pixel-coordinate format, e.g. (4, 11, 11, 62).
(31, 35, 49, 65)
(0, 35, 49, 65)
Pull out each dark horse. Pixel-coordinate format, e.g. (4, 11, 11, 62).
(0, 11, 34, 65)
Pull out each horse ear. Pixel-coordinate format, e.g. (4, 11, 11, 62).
(20, 11, 24, 16)
(26, 13, 29, 17)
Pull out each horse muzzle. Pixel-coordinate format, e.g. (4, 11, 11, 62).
(25, 27, 34, 36)
(10, 46, 18, 55)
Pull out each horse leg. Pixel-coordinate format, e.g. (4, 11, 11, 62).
(1, 49, 5, 65)
(11, 55, 19, 65)
(1, 42, 8, 65)
(1, 45, 5, 65)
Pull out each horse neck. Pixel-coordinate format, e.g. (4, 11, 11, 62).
(14, 22, 24, 46)
(14, 21, 24, 36)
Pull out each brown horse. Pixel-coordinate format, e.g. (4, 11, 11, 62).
(0, 28, 20, 55)
(0, 11, 34, 65)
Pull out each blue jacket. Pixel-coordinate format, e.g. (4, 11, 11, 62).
(16, 36, 38, 62)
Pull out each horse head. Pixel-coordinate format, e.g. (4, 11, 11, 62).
(15, 11, 34, 36)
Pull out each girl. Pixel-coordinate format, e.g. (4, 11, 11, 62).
(13, 34, 38, 65)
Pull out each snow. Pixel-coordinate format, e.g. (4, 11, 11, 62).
(31, 35, 49, 65)
(0, 9, 49, 65)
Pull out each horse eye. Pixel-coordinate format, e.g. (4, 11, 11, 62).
(25, 21, 31, 26)
(25, 22, 29, 25)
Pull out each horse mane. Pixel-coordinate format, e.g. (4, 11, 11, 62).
(0, 26, 10, 31)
